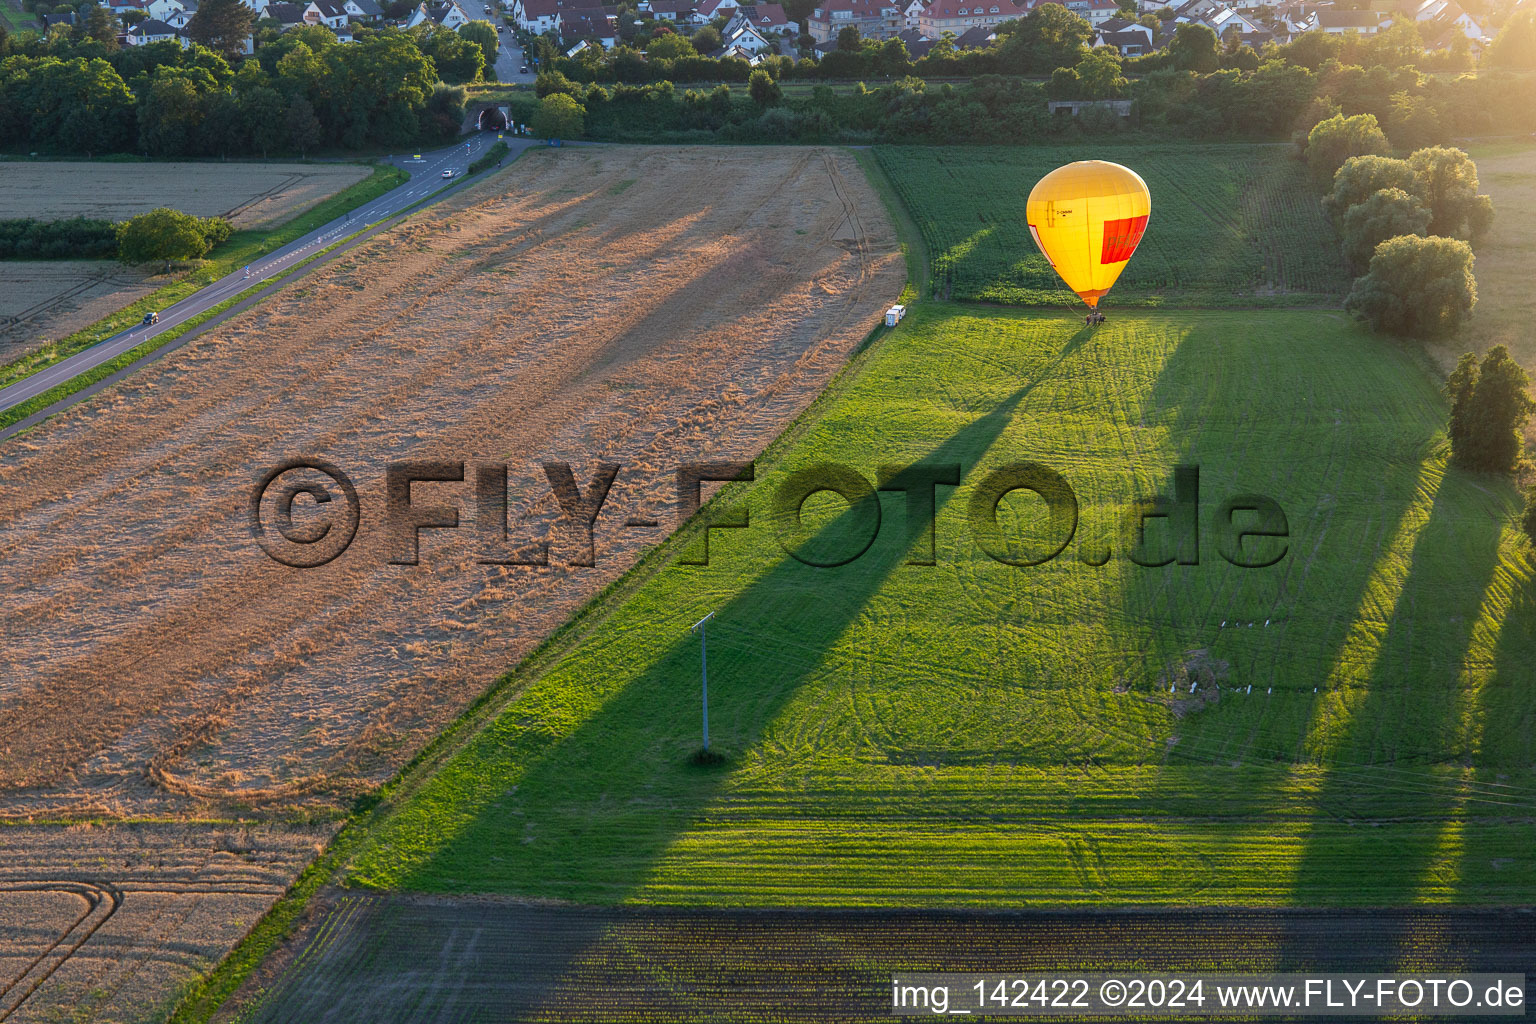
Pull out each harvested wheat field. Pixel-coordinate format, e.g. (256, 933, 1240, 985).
(0, 161, 371, 229)
(0, 261, 162, 363)
(0, 145, 900, 1020)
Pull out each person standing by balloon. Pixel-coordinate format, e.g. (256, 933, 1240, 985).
(1025, 161, 1151, 326)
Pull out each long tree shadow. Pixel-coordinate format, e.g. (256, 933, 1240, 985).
(1101, 312, 1437, 841)
(1273, 473, 1508, 974)
(400, 380, 1038, 899)
(1455, 573, 1536, 902)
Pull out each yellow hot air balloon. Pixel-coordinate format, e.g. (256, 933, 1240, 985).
(1026, 161, 1151, 312)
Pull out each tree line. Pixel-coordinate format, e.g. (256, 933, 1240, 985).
(0, 17, 474, 158)
(0, 209, 234, 266)
(518, 1, 1536, 147)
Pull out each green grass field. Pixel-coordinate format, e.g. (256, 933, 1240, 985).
(346, 302, 1536, 907)
(876, 144, 1348, 308)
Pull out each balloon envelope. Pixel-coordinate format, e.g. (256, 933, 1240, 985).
(1025, 161, 1150, 308)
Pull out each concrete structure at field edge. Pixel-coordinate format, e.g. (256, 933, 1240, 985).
(1047, 98, 1134, 117)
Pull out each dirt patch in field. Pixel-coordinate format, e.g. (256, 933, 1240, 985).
(0, 261, 163, 364)
(0, 161, 371, 229)
(229, 894, 1536, 1023)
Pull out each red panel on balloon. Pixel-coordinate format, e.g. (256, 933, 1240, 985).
(1100, 214, 1148, 264)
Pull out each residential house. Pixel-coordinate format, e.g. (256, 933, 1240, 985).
(1064, 0, 1120, 26)
(162, 1, 197, 29)
(1305, 8, 1387, 31)
(511, 0, 561, 32)
(696, 0, 740, 18)
(952, 22, 997, 44)
(343, 0, 383, 19)
(1165, 0, 1222, 20)
(895, 24, 932, 52)
(408, 0, 471, 26)
(726, 2, 795, 35)
(644, 0, 700, 20)
(1401, 0, 1483, 38)
(305, 0, 349, 27)
(263, 1, 309, 25)
(807, 0, 902, 41)
(145, 0, 186, 21)
(902, 0, 923, 23)
(719, 18, 775, 48)
(1094, 15, 1154, 50)
(558, 5, 617, 42)
(1203, 4, 1262, 36)
(125, 16, 179, 41)
(914, 0, 1025, 39)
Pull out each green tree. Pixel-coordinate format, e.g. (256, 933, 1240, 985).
(274, 39, 328, 103)
(185, 0, 254, 60)
(1384, 89, 1443, 151)
(1340, 187, 1430, 271)
(1345, 233, 1476, 338)
(1076, 46, 1127, 99)
(1305, 112, 1391, 189)
(646, 30, 696, 58)
(691, 24, 721, 52)
(1445, 351, 1478, 461)
(995, 3, 1090, 74)
(837, 24, 860, 50)
(1323, 154, 1415, 219)
(423, 80, 465, 139)
(285, 92, 322, 154)
(1168, 22, 1219, 72)
(530, 90, 583, 138)
(459, 19, 499, 76)
(1408, 146, 1495, 242)
(1444, 345, 1534, 473)
(419, 25, 484, 82)
(138, 71, 206, 156)
(117, 207, 229, 270)
(1277, 28, 1339, 70)
(747, 66, 780, 105)
(240, 83, 287, 156)
(876, 35, 909, 76)
(81, 2, 119, 49)
(1047, 64, 1080, 99)
(1486, 7, 1536, 70)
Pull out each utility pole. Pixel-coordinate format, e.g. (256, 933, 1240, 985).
(691, 611, 714, 751)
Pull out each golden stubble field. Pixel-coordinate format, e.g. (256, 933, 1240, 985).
(0, 161, 371, 229)
(0, 145, 901, 1021)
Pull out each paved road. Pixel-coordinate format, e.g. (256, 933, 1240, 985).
(0, 133, 517, 420)
(496, 30, 535, 82)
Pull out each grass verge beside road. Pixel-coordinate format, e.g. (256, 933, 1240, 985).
(0, 162, 406, 393)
